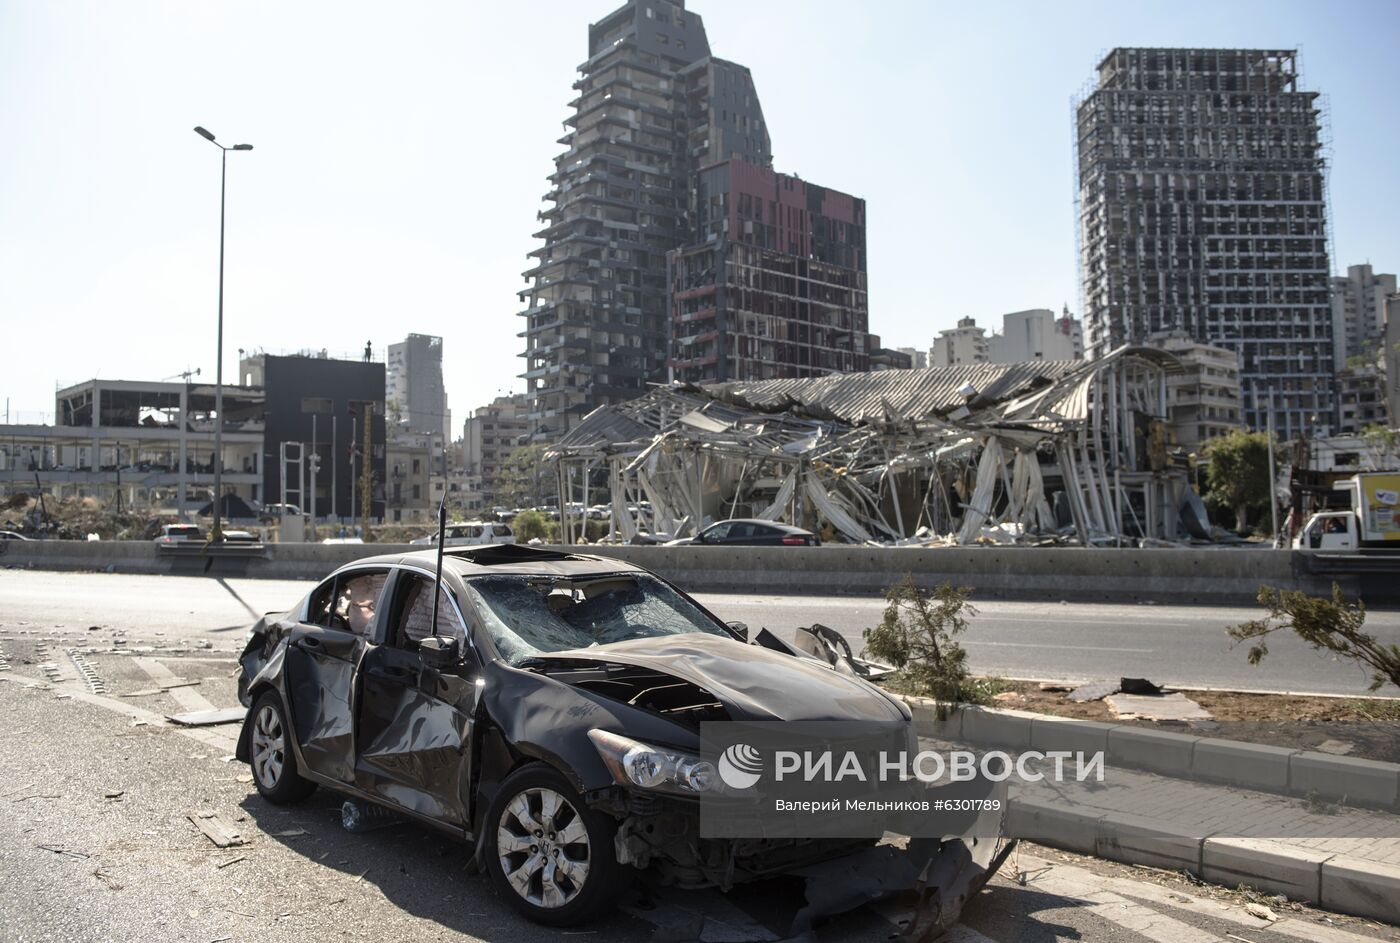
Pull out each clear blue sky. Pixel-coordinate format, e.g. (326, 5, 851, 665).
(2, 0, 1396, 428)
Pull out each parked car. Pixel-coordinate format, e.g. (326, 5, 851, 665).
(221, 529, 261, 544)
(0, 530, 31, 541)
(154, 524, 204, 545)
(410, 521, 516, 547)
(234, 545, 913, 926)
(669, 519, 819, 547)
(262, 503, 303, 518)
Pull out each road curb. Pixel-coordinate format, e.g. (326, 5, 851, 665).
(904, 697, 1400, 812)
(1006, 796, 1400, 924)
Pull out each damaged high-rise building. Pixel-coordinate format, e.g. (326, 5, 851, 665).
(1077, 49, 1334, 438)
(519, 0, 867, 437)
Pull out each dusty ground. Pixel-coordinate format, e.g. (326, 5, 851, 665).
(987, 678, 1400, 762)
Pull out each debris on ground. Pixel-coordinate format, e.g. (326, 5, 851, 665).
(1118, 677, 1163, 696)
(167, 707, 246, 726)
(1244, 902, 1278, 922)
(1315, 739, 1355, 756)
(187, 810, 249, 848)
(1105, 692, 1212, 721)
(1067, 680, 1119, 703)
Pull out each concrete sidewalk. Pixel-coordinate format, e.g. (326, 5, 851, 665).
(1006, 755, 1400, 924)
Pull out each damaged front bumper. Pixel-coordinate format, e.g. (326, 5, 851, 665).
(591, 781, 1014, 940)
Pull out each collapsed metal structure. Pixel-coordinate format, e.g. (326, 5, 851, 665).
(546, 347, 1196, 546)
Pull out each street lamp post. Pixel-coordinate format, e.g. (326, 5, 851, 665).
(193, 126, 253, 541)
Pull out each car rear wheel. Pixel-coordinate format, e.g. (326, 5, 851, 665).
(249, 690, 316, 804)
(484, 765, 623, 926)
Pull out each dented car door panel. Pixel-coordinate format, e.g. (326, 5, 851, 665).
(284, 624, 361, 784)
(354, 647, 478, 823)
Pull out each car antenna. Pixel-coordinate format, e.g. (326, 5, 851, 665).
(429, 492, 447, 640)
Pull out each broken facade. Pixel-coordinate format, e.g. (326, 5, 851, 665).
(1078, 48, 1333, 439)
(547, 347, 1198, 547)
(0, 378, 264, 512)
(669, 160, 869, 383)
(519, 0, 867, 440)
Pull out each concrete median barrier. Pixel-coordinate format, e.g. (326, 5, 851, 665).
(0, 539, 1349, 603)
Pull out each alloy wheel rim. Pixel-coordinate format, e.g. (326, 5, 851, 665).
(251, 704, 285, 789)
(497, 786, 591, 908)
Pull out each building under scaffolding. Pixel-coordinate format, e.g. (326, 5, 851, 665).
(546, 347, 1208, 546)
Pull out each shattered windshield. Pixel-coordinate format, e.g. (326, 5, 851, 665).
(467, 573, 729, 665)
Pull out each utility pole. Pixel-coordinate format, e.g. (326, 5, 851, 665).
(1267, 386, 1280, 545)
(360, 403, 373, 539)
(192, 126, 253, 541)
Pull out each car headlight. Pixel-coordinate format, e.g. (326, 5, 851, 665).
(588, 729, 718, 795)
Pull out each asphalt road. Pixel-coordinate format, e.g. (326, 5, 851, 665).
(2, 651, 1393, 943)
(3, 571, 1399, 695)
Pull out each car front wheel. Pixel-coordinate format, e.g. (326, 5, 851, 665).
(484, 764, 623, 926)
(248, 690, 316, 804)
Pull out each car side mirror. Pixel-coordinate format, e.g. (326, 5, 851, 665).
(726, 621, 748, 641)
(419, 635, 460, 669)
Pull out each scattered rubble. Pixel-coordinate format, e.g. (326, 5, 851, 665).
(187, 811, 249, 849)
(1105, 692, 1213, 721)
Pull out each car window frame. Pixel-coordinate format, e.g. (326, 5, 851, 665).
(386, 565, 483, 668)
(381, 569, 472, 654)
(312, 566, 392, 637)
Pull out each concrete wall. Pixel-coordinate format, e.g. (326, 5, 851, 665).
(0, 541, 1346, 602)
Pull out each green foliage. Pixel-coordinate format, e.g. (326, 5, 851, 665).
(511, 509, 554, 543)
(1362, 423, 1399, 462)
(1205, 429, 1276, 532)
(1227, 583, 1400, 693)
(862, 574, 980, 706)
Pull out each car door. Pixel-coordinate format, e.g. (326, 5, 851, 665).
(354, 570, 481, 825)
(282, 567, 388, 785)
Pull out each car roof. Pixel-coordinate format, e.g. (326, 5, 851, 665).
(339, 543, 646, 580)
(713, 518, 808, 531)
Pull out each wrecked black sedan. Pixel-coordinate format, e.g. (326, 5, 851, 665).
(235, 544, 920, 925)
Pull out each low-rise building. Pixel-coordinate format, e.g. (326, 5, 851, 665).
(1386, 292, 1400, 426)
(1, 378, 264, 513)
(463, 393, 529, 507)
(1336, 365, 1387, 435)
(386, 432, 434, 523)
(896, 347, 928, 369)
(931, 317, 989, 367)
(1145, 331, 1243, 454)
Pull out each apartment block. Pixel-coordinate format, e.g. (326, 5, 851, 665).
(1335, 366, 1387, 435)
(931, 309, 1083, 367)
(897, 347, 929, 369)
(520, 1, 866, 434)
(1146, 331, 1243, 453)
(1388, 293, 1400, 426)
(387, 334, 450, 440)
(463, 393, 530, 507)
(1330, 263, 1396, 369)
(1077, 48, 1333, 438)
(669, 160, 869, 382)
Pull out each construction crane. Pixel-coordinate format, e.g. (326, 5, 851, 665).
(162, 368, 202, 382)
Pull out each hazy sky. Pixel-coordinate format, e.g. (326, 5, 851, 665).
(3, 0, 1397, 428)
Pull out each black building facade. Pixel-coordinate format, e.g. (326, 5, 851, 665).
(243, 354, 386, 521)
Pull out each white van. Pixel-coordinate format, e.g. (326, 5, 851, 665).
(410, 521, 516, 547)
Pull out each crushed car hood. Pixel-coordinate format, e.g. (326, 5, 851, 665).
(521, 633, 905, 723)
